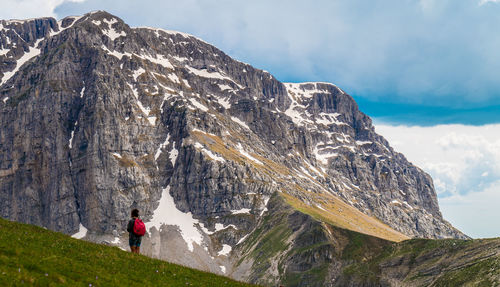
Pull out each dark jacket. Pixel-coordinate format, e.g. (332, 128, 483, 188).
(127, 218, 141, 240)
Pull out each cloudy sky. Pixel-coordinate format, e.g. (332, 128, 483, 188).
(2, 0, 499, 238)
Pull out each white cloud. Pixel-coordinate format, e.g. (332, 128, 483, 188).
(479, 0, 500, 5)
(50, 0, 500, 107)
(375, 123, 500, 238)
(0, 0, 85, 20)
(418, 0, 438, 11)
(375, 124, 500, 195)
(439, 181, 500, 238)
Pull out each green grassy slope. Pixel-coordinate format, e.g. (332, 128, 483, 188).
(235, 194, 500, 286)
(2, 208, 499, 287)
(340, 237, 500, 286)
(0, 218, 254, 287)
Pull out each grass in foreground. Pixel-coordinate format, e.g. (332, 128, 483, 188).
(0, 218, 254, 286)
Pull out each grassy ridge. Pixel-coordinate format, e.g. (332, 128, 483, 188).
(280, 191, 409, 242)
(0, 218, 253, 286)
(341, 237, 500, 286)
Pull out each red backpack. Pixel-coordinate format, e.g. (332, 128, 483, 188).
(133, 218, 146, 236)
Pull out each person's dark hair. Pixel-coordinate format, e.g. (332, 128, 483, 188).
(131, 209, 139, 218)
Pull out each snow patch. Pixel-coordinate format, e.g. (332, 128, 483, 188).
(189, 98, 209, 112)
(102, 18, 126, 41)
(285, 82, 344, 95)
(282, 83, 347, 127)
(1, 39, 43, 86)
(214, 223, 225, 232)
(260, 196, 270, 216)
(285, 82, 329, 98)
(316, 112, 346, 126)
(283, 99, 311, 127)
(194, 142, 225, 162)
(148, 186, 206, 252)
(155, 134, 170, 161)
(218, 244, 232, 256)
(390, 200, 412, 209)
(139, 27, 195, 40)
(231, 117, 250, 130)
(356, 140, 373, 146)
(236, 143, 263, 165)
(147, 116, 157, 125)
(231, 208, 251, 215)
(216, 97, 231, 109)
(103, 18, 118, 25)
(171, 56, 189, 62)
(314, 144, 339, 165)
(403, 201, 413, 210)
(316, 204, 327, 211)
(202, 222, 238, 235)
(136, 100, 150, 116)
(217, 223, 238, 232)
(71, 224, 88, 239)
(101, 45, 132, 59)
(140, 53, 174, 69)
(50, 16, 82, 37)
(112, 152, 122, 159)
(132, 68, 145, 81)
(167, 73, 180, 84)
(218, 84, 233, 91)
(68, 121, 77, 149)
(169, 142, 178, 166)
(80, 86, 85, 98)
(0, 48, 9, 56)
(186, 66, 239, 87)
(104, 42, 175, 68)
(304, 160, 324, 178)
(126, 83, 151, 116)
(192, 128, 217, 137)
(236, 234, 250, 245)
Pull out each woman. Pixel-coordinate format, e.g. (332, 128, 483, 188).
(127, 209, 144, 254)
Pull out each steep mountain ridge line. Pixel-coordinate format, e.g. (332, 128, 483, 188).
(0, 10, 467, 285)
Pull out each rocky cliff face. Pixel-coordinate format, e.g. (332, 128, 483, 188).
(0, 11, 466, 285)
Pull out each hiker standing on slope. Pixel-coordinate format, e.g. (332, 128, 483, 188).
(127, 208, 146, 254)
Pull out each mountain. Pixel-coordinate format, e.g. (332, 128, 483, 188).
(0, 11, 467, 285)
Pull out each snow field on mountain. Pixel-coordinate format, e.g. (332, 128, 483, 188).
(149, 186, 205, 252)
